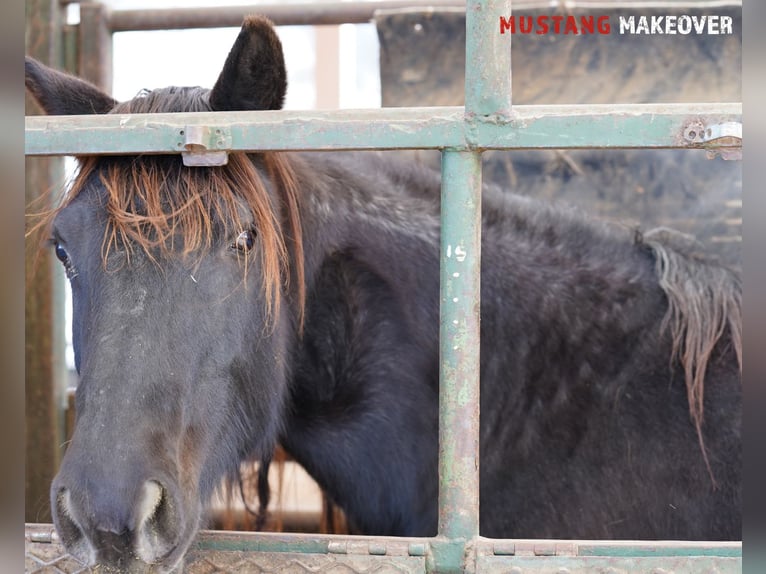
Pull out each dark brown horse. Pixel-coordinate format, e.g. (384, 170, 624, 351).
(26, 15, 741, 573)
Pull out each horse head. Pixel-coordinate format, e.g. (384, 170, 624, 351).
(27, 16, 298, 572)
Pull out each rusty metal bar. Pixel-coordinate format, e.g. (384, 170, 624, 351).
(61, 24, 78, 75)
(108, 1, 467, 31)
(24, 0, 67, 525)
(57, 0, 742, 7)
(78, 1, 112, 91)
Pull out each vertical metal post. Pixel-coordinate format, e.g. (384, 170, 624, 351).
(433, 2, 511, 571)
(79, 1, 113, 91)
(25, 0, 67, 523)
(434, 151, 482, 573)
(465, 0, 512, 117)
(438, 150, 482, 536)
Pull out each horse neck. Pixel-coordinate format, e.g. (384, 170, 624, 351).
(274, 152, 442, 535)
(292, 152, 442, 292)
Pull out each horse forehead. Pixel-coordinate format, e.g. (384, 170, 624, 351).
(53, 187, 108, 239)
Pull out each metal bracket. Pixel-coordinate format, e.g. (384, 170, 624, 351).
(683, 120, 742, 160)
(178, 125, 232, 166)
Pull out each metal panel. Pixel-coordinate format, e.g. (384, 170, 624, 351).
(376, 4, 741, 108)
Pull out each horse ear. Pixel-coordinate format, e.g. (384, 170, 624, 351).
(25, 57, 117, 115)
(209, 15, 287, 111)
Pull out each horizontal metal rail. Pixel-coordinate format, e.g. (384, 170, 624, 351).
(60, 0, 743, 6)
(25, 523, 742, 573)
(25, 103, 742, 156)
(107, 1, 465, 30)
(86, 0, 745, 31)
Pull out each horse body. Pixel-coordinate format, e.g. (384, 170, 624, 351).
(26, 15, 741, 573)
(281, 151, 741, 540)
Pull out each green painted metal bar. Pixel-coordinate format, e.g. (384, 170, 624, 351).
(24, 103, 742, 155)
(431, 5, 505, 570)
(435, 151, 482, 571)
(477, 555, 741, 574)
(577, 540, 742, 557)
(24, 523, 741, 572)
(465, 0, 512, 117)
(24, 523, 741, 557)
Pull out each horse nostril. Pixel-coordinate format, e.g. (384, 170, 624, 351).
(53, 488, 94, 565)
(54, 489, 81, 537)
(137, 480, 164, 528)
(135, 479, 178, 564)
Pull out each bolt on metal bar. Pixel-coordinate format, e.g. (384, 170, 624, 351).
(465, 0, 512, 118)
(438, 151, 482, 547)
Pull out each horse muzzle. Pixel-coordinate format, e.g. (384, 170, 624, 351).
(51, 474, 192, 573)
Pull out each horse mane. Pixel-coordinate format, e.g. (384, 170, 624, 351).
(642, 227, 742, 485)
(39, 86, 305, 327)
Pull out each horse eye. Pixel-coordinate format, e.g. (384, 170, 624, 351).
(54, 242, 69, 263)
(232, 230, 256, 252)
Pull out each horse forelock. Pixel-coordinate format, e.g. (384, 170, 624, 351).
(36, 83, 305, 326)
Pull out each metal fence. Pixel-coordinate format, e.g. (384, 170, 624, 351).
(25, 1, 742, 572)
